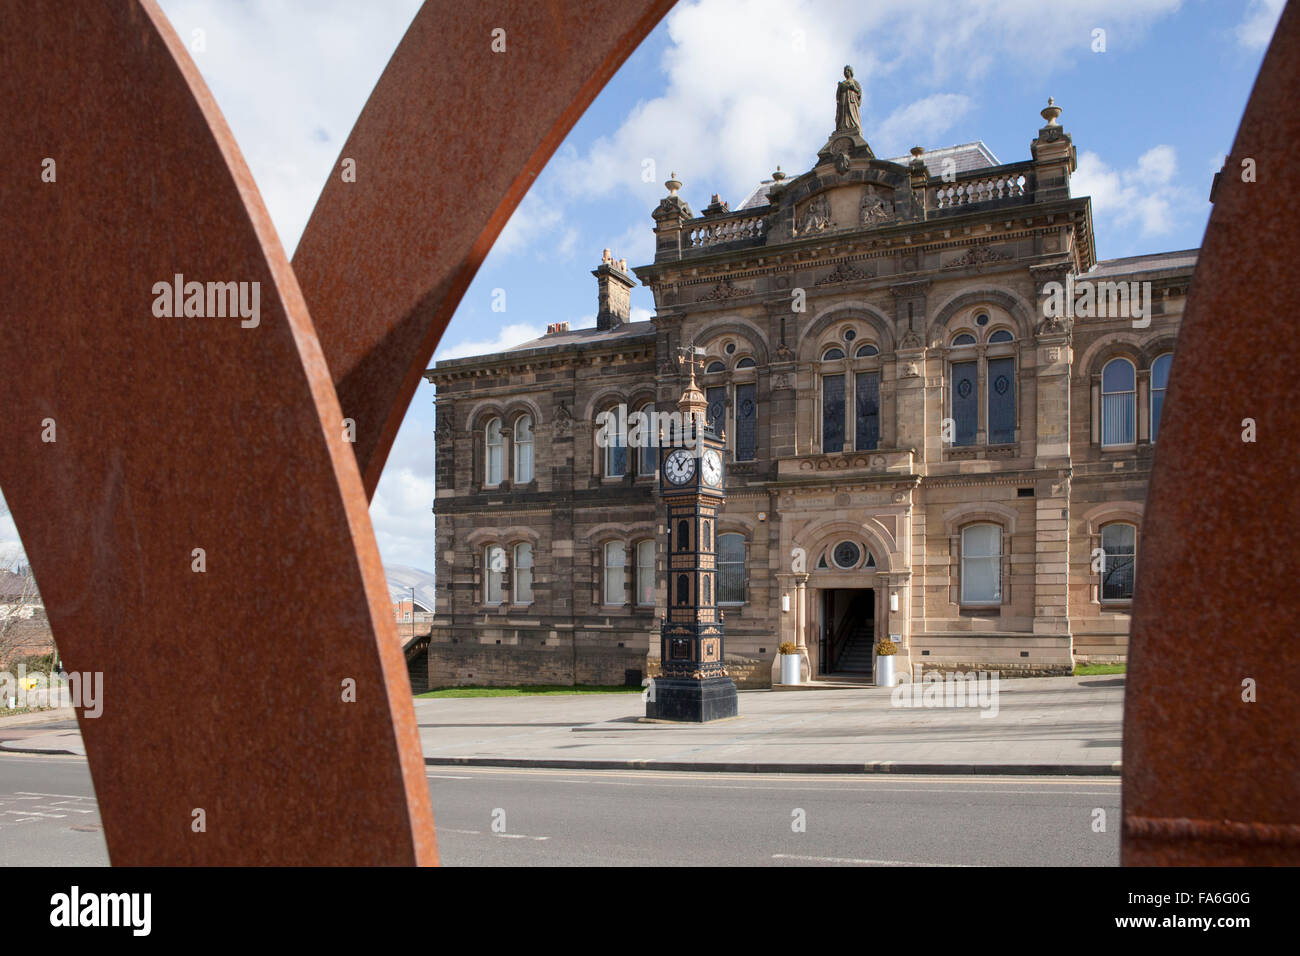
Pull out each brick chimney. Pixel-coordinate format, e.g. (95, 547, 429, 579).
(593, 248, 635, 331)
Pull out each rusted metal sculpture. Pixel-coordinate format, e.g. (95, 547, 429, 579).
(1123, 1, 1300, 865)
(0, 0, 668, 865)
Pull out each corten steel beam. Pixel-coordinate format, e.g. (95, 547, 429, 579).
(0, 0, 668, 864)
(0, 0, 437, 865)
(292, 0, 676, 500)
(1122, 1, 1300, 865)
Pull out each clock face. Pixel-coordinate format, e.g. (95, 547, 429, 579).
(702, 449, 723, 487)
(664, 448, 696, 485)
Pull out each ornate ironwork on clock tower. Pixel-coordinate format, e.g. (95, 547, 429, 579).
(646, 351, 740, 722)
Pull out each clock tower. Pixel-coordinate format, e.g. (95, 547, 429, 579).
(646, 353, 740, 722)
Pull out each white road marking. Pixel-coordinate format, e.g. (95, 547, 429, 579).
(437, 827, 549, 841)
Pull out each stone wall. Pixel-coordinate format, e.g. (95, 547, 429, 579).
(427, 639, 647, 689)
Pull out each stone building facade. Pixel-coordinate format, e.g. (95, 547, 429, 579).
(423, 91, 1193, 689)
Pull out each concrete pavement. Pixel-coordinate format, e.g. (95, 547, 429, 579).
(1, 675, 1124, 774)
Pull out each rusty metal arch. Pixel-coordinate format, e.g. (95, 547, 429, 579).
(0, 0, 669, 865)
(1122, 2, 1300, 865)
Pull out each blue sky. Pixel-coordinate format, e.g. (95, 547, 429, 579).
(0, 0, 1284, 577)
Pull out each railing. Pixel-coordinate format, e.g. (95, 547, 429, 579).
(687, 213, 766, 249)
(931, 173, 1028, 209)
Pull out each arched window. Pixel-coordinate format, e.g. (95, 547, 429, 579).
(603, 541, 625, 605)
(484, 545, 505, 605)
(513, 543, 533, 604)
(635, 539, 655, 606)
(677, 519, 690, 551)
(822, 347, 845, 361)
(718, 533, 746, 604)
(988, 329, 1014, 344)
(603, 406, 627, 477)
(952, 333, 977, 346)
(636, 402, 657, 476)
(736, 356, 756, 369)
(513, 415, 533, 483)
(1150, 353, 1172, 442)
(1101, 358, 1136, 446)
(1100, 523, 1137, 602)
(855, 343, 879, 358)
(676, 573, 689, 605)
(706, 360, 726, 374)
(485, 417, 504, 486)
(961, 524, 1002, 604)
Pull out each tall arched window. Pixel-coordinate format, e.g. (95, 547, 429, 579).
(512, 543, 533, 604)
(603, 541, 626, 605)
(484, 545, 505, 605)
(603, 406, 627, 477)
(1101, 358, 1136, 446)
(637, 402, 657, 476)
(961, 524, 1002, 605)
(485, 417, 504, 485)
(1150, 353, 1172, 442)
(1100, 523, 1137, 602)
(718, 533, 746, 604)
(635, 539, 655, 606)
(513, 415, 533, 483)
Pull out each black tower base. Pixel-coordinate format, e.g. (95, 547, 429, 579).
(645, 676, 739, 722)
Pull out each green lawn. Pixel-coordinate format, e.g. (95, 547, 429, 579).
(417, 684, 643, 698)
(1074, 663, 1127, 676)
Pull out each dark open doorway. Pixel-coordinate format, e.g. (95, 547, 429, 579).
(820, 588, 875, 675)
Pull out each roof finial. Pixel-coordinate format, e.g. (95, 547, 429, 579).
(665, 172, 681, 197)
(1041, 96, 1062, 126)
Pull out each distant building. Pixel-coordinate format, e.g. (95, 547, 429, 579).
(424, 83, 1190, 688)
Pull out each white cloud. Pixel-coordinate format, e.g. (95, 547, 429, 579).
(370, 466, 436, 572)
(433, 322, 547, 361)
(1236, 0, 1285, 49)
(1073, 145, 1187, 237)
(874, 94, 974, 158)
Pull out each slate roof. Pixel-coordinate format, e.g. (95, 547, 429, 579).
(1086, 250, 1199, 278)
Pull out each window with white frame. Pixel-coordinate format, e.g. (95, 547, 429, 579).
(1150, 354, 1171, 442)
(1100, 523, 1136, 602)
(960, 524, 1002, 604)
(1101, 358, 1137, 446)
(513, 542, 533, 604)
(635, 539, 655, 606)
(484, 544, 505, 604)
(603, 407, 627, 478)
(513, 415, 533, 484)
(603, 541, 626, 605)
(485, 417, 504, 485)
(637, 402, 657, 476)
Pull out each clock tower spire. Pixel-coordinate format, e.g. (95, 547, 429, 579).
(646, 349, 740, 722)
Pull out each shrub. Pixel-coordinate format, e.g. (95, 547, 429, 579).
(875, 639, 898, 656)
(778, 642, 797, 655)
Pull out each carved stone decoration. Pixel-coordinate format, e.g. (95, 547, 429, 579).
(835, 65, 862, 134)
(834, 151, 851, 174)
(1036, 313, 1067, 336)
(798, 193, 831, 234)
(900, 361, 921, 378)
(553, 402, 573, 435)
(945, 245, 1011, 270)
(816, 260, 873, 285)
(899, 330, 924, 350)
(774, 341, 796, 362)
(772, 372, 794, 390)
(860, 190, 895, 226)
(697, 278, 746, 301)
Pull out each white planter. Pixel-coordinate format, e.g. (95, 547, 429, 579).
(780, 654, 802, 685)
(875, 654, 896, 687)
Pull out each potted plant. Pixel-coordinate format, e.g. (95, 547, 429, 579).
(778, 641, 801, 685)
(875, 638, 898, 687)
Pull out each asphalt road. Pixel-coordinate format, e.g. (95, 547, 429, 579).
(0, 754, 1119, 866)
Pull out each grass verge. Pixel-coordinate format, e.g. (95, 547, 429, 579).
(1074, 663, 1127, 676)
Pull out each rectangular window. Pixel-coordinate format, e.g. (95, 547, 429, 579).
(637, 405, 656, 475)
(960, 525, 1001, 604)
(636, 539, 655, 606)
(717, 534, 746, 604)
(987, 357, 1015, 444)
(706, 386, 726, 437)
(485, 546, 505, 605)
(854, 371, 879, 451)
(735, 383, 757, 461)
(603, 542, 626, 605)
(1100, 524, 1136, 602)
(951, 362, 978, 446)
(605, 441, 626, 478)
(822, 374, 845, 453)
(513, 543, 533, 604)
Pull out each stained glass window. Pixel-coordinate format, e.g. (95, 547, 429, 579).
(952, 362, 978, 446)
(987, 357, 1015, 444)
(735, 383, 757, 461)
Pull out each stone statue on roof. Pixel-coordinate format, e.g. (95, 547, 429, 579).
(835, 65, 862, 134)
